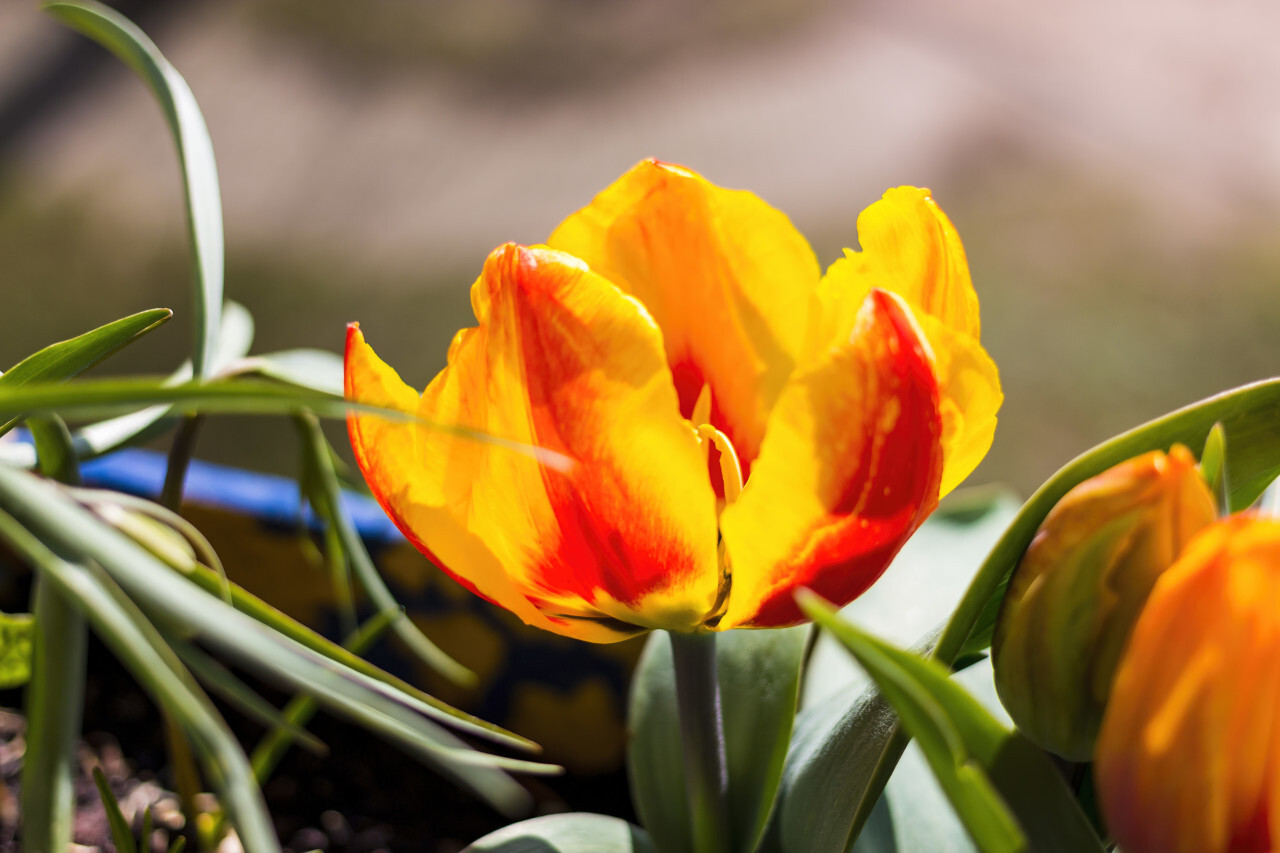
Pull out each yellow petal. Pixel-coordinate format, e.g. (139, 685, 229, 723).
(917, 314, 1002, 496)
(719, 290, 944, 628)
(548, 159, 821, 478)
(815, 186, 980, 349)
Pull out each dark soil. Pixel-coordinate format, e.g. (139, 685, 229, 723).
(0, 631, 636, 853)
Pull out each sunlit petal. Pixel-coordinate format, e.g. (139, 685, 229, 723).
(349, 245, 720, 642)
(719, 289, 944, 628)
(549, 159, 821, 476)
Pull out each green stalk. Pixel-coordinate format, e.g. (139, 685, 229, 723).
(157, 414, 206, 842)
(159, 414, 204, 511)
(21, 418, 87, 853)
(670, 631, 729, 853)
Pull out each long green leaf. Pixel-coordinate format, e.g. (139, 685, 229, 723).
(92, 766, 138, 853)
(0, 309, 171, 437)
(0, 511, 278, 853)
(295, 414, 473, 685)
(629, 627, 808, 853)
(46, 0, 223, 379)
(801, 593, 1105, 853)
(763, 495, 1018, 853)
(20, 576, 87, 853)
(20, 416, 88, 853)
(166, 636, 326, 755)
(250, 610, 398, 783)
(944, 377, 1280, 667)
(0, 465, 555, 815)
(0, 377, 572, 470)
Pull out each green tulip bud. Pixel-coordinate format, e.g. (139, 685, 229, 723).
(991, 444, 1217, 760)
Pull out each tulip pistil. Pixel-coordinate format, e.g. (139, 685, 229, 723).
(695, 422, 741, 629)
(696, 424, 744, 506)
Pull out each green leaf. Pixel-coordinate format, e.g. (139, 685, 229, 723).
(1199, 422, 1229, 514)
(0, 377, 572, 471)
(0, 611, 34, 688)
(0, 465, 554, 815)
(295, 414, 473, 685)
(464, 813, 656, 852)
(803, 493, 1021, 708)
(0, 309, 171, 437)
(46, 0, 223, 379)
(166, 635, 327, 755)
(92, 766, 139, 853)
(801, 594, 1105, 853)
(233, 348, 343, 395)
(763, 494, 1019, 853)
(0, 510, 279, 853)
(628, 626, 808, 853)
(944, 378, 1280, 668)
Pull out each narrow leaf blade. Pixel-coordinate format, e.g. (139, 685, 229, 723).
(45, 0, 223, 378)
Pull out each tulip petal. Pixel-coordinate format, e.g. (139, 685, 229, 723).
(719, 290, 944, 628)
(1096, 516, 1280, 853)
(917, 314, 1002, 496)
(815, 187, 999, 495)
(347, 244, 721, 642)
(548, 159, 821, 476)
(345, 323, 561, 636)
(815, 186, 980, 345)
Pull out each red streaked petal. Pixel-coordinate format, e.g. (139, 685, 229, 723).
(359, 244, 720, 641)
(548, 159, 821, 479)
(719, 289, 944, 628)
(344, 324, 562, 635)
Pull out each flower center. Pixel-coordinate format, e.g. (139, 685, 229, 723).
(693, 398, 742, 627)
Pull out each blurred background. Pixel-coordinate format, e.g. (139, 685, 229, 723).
(2, 0, 1280, 496)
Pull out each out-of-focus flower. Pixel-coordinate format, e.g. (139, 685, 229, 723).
(1095, 514, 1280, 853)
(345, 160, 1001, 642)
(992, 445, 1216, 759)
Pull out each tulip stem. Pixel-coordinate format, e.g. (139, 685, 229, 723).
(670, 631, 730, 853)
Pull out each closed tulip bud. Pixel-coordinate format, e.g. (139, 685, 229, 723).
(991, 444, 1216, 760)
(1096, 514, 1280, 853)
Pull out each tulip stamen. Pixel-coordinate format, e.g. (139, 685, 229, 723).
(696, 424, 743, 506)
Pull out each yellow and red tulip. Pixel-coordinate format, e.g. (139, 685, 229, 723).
(1095, 514, 1280, 853)
(344, 160, 1001, 642)
(992, 445, 1217, 760)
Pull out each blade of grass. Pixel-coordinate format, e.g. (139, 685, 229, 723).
(92, 766, 139, 853)
(66, 487, 527, 747)
(20, 575, 87, 853)
(20, 418, 87, 853)
(250, 609, 397, 783)
(295, 413, 473, 685)
(166, 635, 327, 755)
(0, 466, 559, 792)
(0, 511, 279, 853)
(0, 377, 572, 471)
(45, 0, 223, 379)
(0, 309, 171, 438)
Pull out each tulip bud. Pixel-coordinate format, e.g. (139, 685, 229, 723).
(1095, 514, 1280, 853)
(991, 444, 1216, 760)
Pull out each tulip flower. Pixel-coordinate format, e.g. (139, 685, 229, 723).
(992, 444, 1217, 759)
(1095, 514, 1280, 853)
(344, 160, 1000, 642)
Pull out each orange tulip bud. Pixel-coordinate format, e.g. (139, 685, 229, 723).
(992, 445, 1216, 759)
(1096, 514, 1280, 853)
